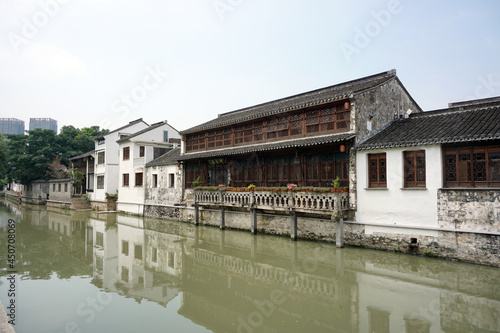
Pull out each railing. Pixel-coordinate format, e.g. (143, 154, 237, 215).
(194, 189, 349, 214)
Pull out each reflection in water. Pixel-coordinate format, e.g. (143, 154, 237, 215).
(1, 200, 499, 333)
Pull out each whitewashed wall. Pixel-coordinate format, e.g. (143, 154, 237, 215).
(356, 145, 442, 235)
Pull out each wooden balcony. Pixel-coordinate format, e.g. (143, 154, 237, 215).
(194, 189, 349, 216)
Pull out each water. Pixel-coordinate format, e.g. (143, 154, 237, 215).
(0, 200, 499, 333)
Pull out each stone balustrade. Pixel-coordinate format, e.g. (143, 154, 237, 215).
(194, 189, 349, 214)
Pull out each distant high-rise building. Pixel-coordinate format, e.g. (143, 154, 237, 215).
(0, 118, 25, 135)
(29, 118, 58, 133)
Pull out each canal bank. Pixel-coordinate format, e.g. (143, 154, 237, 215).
(5, 191, 500, 268)
(143, 203, 500, 268)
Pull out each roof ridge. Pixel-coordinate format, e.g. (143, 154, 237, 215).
(411, 102, 500, 118)
(217, 70, 396, 119)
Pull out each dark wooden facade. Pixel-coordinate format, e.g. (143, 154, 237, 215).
(185, 101, 350, 153)
(183, 100, 352, 188)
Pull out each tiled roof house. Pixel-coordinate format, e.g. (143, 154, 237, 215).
(355, 96, 500, 265)
(178, 70, 422, 212)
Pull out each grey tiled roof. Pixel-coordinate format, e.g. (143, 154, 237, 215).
(178, 133, 355, 161)
(181, 70, 398, 134)
(146, 148, 180, 167)
(117, 121, 168, 143)
(356, 99, 500, 150)
(94, 118, 148, 141)
(69, 150, 95, 161)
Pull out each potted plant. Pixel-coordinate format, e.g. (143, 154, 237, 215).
(192, 176, 201, 188)
(247, 184, 256, 191)
(331, 177, 340, 192)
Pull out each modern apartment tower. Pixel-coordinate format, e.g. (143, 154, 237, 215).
(0, 118, 25, 135)
(29, 118, 58, 133)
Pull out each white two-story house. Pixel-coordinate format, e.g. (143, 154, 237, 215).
(92, 118, 149, 210)
(116, 121, 181, 215)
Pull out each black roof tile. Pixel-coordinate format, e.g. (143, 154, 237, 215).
(181, 70, 398, 134)
(146, 148, 180, 167)
(178, 133, 355, 161)
(356, 99, 500, 150)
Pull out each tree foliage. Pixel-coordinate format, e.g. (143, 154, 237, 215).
(1, 126, 109, 185)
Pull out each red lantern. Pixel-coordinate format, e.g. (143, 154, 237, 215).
(344, 101, 350, 110)
(340, 144, 346, 153)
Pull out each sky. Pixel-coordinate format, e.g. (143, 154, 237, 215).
(1, 0, 499, 133)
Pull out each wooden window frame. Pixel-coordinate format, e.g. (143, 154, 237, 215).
(97, 175, 104, 189)
(97, 151, 105, 165)
(123, 173, 129, 186)
(368, 153, 387, 188)
(139, 146, 145, 157)
(123, 147, 130, 160)
(135, 172, 143, 186)
(184, 102, 351, 153)
(443, 145, 500, 188)
(404, 150, 426, 188)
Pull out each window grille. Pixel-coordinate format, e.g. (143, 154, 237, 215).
(443, 145, 500, 187)
(368, 153, 387, 188)
(404, 150, 426, 187)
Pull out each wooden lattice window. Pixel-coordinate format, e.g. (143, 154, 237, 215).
(368, 153, 387, 188)
(207, 131, 216, 149)
(266, 118, 278, 139)
(404, 150, 426, 187)
(215, 129, 224, 147)
(444, 145, 500, 187)
(289, 113, 303, 136)
(185, 163, 206, 187)
(306, 110, 320, 134)
(253, 121, 264, 142)
(123, 147, 130, 160)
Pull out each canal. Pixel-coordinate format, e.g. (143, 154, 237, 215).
(0, 200, 499, 333)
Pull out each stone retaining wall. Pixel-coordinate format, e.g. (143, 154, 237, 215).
(143, 204, 500, 267)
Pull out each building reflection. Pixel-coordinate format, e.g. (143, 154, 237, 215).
(1, 199, 499, 333)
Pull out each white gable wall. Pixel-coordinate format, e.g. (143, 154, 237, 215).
(117, 123, 181, 214)
(93, 121, 149, 203)
(356, 145, 442, 236)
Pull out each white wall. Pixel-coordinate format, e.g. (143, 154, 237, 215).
(117, 123, 180, 214)
(356, 145, 442, 234)
(92, 121, 149, 202)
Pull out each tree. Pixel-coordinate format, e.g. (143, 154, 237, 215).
(4, 125, 109, 185)
(7, 129, 60, 184)
(0, 135, 8, 187)
(67, 167, 84, 189)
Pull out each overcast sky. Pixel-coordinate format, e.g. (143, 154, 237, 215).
(1, 0, 499, 133)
